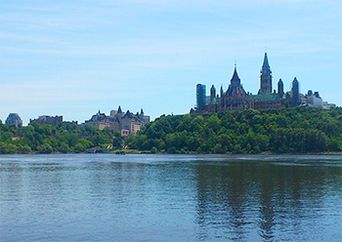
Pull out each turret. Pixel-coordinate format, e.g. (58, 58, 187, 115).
(259, 52, 273, 94)
(314, 91, 320, 98)
(210, 85, 216, 102)
(291, 77, 300, 106)
(220, 85, 224, 97)
(118, 106, 122, 114)
(277, 78, 284, 98)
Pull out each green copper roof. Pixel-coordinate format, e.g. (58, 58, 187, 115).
(230, 66, 241, 86)
(261, 52, 272, 74)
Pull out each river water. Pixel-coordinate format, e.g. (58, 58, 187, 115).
(0, 154, 341, 241)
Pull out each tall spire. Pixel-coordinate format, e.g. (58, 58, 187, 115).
(226, 65, 247, 97)
(118, 106, 122, 114)
(259, 52, 273, 94)
(231, 66, 241, 86)
(262, 52, 271, 71)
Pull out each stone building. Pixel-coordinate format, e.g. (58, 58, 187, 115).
(30, 115, 63, 125)
(5, 113, 23, 127)
(85, 106, 150, 136)
(220, 67, 250, 110)
(194, 52, 334, 113)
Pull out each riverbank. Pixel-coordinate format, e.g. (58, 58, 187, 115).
(1, 149, 341, 155)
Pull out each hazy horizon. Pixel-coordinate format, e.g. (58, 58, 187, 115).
(1, 0, 341, 124)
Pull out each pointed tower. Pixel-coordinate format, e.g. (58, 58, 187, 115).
(231, 66, 241, 87)
(210, 85, 216, 102)
(259, 52, 273, 94)
(226, 66, 247, 96)
(291, 77, 300, 106)
(220, 85, 224, 97)
(277, 78, 284, 98)
(140, 108, 144, 117)
(118, 106, 122, 114)
(117, 106, 123, 117)
(222, 66, 249, 111)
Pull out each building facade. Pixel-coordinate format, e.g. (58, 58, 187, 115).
(85, 106, 150, 136)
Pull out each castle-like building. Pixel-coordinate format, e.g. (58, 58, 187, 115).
(193, 53, 334, 113)
(84, 106, 150, 136)
(5, 113, 23, 127)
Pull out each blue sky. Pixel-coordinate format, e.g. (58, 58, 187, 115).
(1, 0, 341, 124)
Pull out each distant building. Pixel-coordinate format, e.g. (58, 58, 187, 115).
(193, 52, 335, 113)
(85, 106, 150, 136)
(5, 113, 23, 127)
(302, 90, 323, 107)
(322, 102, 336, 109)
(301, 90, 336, 109)
(30, 115, 63, 125)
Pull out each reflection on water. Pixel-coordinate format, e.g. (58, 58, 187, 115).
(195, 159, 342, 241)
(0, 154, 341, 241)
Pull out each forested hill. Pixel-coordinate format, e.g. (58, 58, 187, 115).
(0, 123, 123, 154)
(128, 107, 342, 154)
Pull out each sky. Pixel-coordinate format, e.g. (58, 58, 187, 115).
(1, 0, 341, 124)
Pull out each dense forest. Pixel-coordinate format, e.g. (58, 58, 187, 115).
(0, 122, 123, 154)
(128, 107, 342, 154)
(0, 107, 341, 154)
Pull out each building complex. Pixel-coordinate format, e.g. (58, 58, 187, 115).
(3, 106, 150, 137)
(2, 53, 336, 132)
(84, 106, 150, 136)
(193, 53, 335, 113)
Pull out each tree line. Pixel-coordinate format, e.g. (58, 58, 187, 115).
(128, 107, 342, 154)
(1, 107, 341, 154)
(0, 122, 123, 154)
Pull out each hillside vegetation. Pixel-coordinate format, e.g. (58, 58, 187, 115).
(128, 107, 342, 154)
(1, 107, 341, 154)
(0, 122, 123, 154)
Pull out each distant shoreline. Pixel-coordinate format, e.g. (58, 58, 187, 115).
(0, 151, 341, 155)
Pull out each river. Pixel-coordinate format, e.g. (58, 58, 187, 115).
(0, 154, 341, 241)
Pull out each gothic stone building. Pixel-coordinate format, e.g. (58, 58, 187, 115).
(85, 106, 150, 136)
(194, 53, 302, 113)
